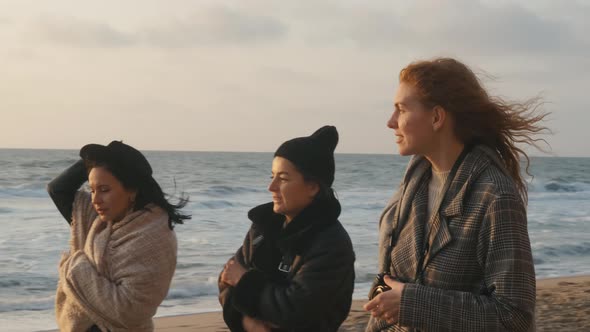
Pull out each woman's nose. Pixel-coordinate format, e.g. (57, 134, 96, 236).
(387, 111, 399, 129)
(91, 193, 102, 204)
(268, 178, 278, 192)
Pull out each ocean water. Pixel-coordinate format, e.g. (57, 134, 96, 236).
(0, 149, 589, 331)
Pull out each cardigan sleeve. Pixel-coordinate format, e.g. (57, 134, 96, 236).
(59, 222, 177, 329)
(398, 194, 536, 331)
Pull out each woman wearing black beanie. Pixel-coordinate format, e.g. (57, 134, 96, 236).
(218, 126, 356, 332)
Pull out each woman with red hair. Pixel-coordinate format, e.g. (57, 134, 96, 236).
(364, 58, 548, 331)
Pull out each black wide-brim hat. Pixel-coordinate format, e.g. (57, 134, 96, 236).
(80, 140, 153, 183)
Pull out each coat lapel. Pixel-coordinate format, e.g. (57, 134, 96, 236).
(423, 147, 491, 268)
(389, 159, 431, 280)
(404, 176, 429, 275)
(422, 212, 452, 269)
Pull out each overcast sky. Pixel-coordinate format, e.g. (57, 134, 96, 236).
(1, 0, 588, 156)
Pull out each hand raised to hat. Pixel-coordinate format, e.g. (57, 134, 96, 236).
(220, 257, 247, 287)
(363, 275, 405, 325)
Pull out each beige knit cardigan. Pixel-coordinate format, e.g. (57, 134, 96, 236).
(56, 191, 177, 332)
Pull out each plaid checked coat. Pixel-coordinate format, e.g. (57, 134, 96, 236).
(366, 145, 536, 332)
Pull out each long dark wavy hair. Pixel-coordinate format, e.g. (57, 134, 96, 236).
(85, 160, 190, 229)
(399, 57, 550, 200)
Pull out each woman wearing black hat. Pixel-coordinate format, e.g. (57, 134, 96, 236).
(47, 141, 190, 332)
(218, 126, 356, 332)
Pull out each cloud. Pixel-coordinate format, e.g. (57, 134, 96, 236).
(36, 16, 135, 48)
(29, 1, 587, 56)
(32, 5, 288, 49)
(288, 0, 587, 56)
(299, 7, 401, 50)
(404, 1, 583, 55)
(141, 6, 288, 48)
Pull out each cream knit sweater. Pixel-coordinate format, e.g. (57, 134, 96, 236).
(55, 191, 177, 332)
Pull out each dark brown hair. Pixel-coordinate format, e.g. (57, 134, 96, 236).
(400, 57, 550, 200)
(85, 160, 190, 229)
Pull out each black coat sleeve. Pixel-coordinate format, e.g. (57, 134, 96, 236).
(219, 229, 253, 332)
(46, 159, 87, 224)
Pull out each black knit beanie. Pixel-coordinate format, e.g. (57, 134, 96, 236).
(274, 125, 338, 187)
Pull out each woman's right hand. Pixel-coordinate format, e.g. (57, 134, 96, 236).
(242, 315, 272, 332)
(221, 258, 247, 287)
(363, 275, 404, 324)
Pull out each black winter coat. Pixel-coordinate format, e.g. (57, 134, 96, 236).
(219, 198, 355, 332)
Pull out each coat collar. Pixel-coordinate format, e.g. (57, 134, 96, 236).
(401, 145, 504, 218)
(248, 197, 341, 254)
(441, 145, 505, 217)
(395, 145, 506, 272)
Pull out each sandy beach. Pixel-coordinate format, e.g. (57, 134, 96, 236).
(149, 275, 590, 331)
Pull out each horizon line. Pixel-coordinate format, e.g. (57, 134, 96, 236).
(0, 147, 586, 158)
